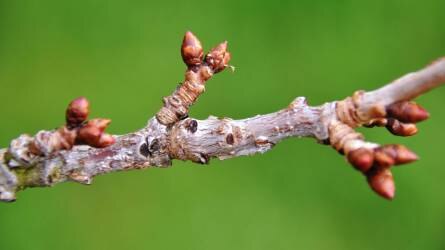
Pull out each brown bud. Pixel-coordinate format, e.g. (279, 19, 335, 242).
(367, 168, 395, 200)
(66, 97, 90, 128)
(97, 134, 115, 148)
(87, 119, 111, 132)
(391, 145, 418, 165)
(205, 41, 231, 73)
(181, 31, 203, 67)
(77, 119, 113, 147)
(347, 148, 374, 173)
(387, 102, 429, 123)
(374, 147, 396, 168)
(77, 125, 101, 146)
(375, 145, 418, 167)
(386, 119, 418, 136)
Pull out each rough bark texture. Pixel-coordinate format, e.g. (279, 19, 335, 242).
(1, 31, 444, 202)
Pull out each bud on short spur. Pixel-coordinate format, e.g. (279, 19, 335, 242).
(97, 133, 115, 148)
(374, 144, 418, 167)
(347, 148, 374, 173)
(386, 101, 429, 123)
(390, 145, 418, 165)
(374, 147, 396, 168)
(386, 118, 418, 136)
(181, 31, 203, 67)
(77, 119, 114, 148)
(88, 118, 111, 132)
(367, 168, 395, 200)
(66, 97, 90, 128)
(205, 41, 231, 73)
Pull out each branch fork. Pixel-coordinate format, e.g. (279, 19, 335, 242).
(1, 31, 444, 202)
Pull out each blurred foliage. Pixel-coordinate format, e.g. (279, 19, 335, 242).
(0, 1, 444, 249)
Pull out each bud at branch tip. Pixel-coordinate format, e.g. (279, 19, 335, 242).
(181, 31, 203, 67)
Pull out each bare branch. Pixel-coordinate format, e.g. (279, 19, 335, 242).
(1, 31, 444, 202)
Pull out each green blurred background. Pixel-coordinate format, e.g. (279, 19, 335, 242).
(1, 1, 444, 249)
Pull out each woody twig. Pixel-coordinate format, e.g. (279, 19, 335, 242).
(1, 31, 444, 202)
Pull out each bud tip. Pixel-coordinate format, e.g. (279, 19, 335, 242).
(181, 31, 203, 66)
(367, 169, 396, 200)
(66, 97, 90, 127)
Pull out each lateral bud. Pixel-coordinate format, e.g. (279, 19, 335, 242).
(181, 31, 203, 67)
(77, 119, 115, 148)
(386, 118, 418, 136)
(205, 41, 231, 73)
(66, 97, 90, 128)
(87, 118, 111, 132)
(374, 144, 418, 167)
(386, 101, 429, 123)
(347, 148, 374, 173)
(367, 168, 395, 200)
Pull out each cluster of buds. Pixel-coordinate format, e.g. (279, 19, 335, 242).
(65, 97, 115, 148)
(347, 144, 418, 199)
(363, 101, 429, 136)
(342, 101, 429, 199)
(181, 31, 231, 71)
(157, 31, 232, 126)
(29, 97, 115, 155)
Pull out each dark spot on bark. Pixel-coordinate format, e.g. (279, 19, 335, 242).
(139, 143, 150, 157)
(47, 175, 53, 184)
(149, 139, 160, 152)
(199, 153, 210, 164)
(320, 138, 330, 145)
(177, 112, 189, 120)
(226, 133, 234, 145)
(170, 96, 181, 105)
(187, 120, 198, 133)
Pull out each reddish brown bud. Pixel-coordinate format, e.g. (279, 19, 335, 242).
(374, 147, 396, 168)
(367, 168, 395, 200)
(387, 102, 429, 123)
(347, 148, 374, 173)
(386, 119, 418, 136)
(77, 126, 101, 145)
(375, 145, 418, 167)
(181, 31, 203, 67)
(77, 119, 113, 147)
(391, 145, 418, 164)
(97, 134, 115, 148)
(205, 41, 231, 73)
(66, 97, 90, 128)
(87, 119, 111, 132)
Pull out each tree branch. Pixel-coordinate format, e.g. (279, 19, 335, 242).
(1, 31, 444, 202)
